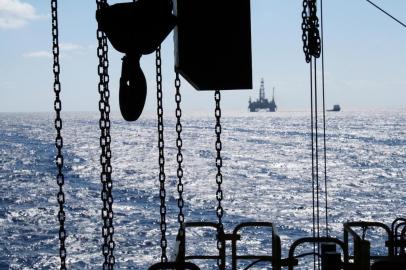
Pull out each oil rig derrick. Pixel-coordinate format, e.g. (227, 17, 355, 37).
(248, 79, 277, 112)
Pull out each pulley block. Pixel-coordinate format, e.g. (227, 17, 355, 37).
(96, 0, 176, 121)
(174, 0, 252, 90)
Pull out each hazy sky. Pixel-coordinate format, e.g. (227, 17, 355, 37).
(0, 0, 405, 113)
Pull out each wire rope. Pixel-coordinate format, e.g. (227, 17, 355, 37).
(320, 0, 329, 237)
(366, 0, 406, 29)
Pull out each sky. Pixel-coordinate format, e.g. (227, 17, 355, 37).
(0, 0, 405, 114)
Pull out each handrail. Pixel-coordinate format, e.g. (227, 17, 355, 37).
(391, 218, 406, 234)
(287, 236, 348, 270)
(400, 223, 406, 256)
(231, 222, 281, 270)
(344, 221, 396, 270)
(233, 221, 275, 233)
(394, 222, 406, 256)
(392, 218, 406, 256)
(182, 222, 226, 269)
(182, 221, 282, 270)
(344, 221, 394, 256)
(344, 224, 370, 270)
(394, 222, 406, 237)
(148, 261, 201, 270)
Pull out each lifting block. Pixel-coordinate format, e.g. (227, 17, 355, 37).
(96, 0, 176, 55)
(96, 0, 176, 121)
(174, 0, 252, 90)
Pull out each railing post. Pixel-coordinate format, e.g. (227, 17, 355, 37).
(321, 243, 340, 270)
(354, 239, 370, 270)
(272, 228, 282, 270)
(231, 233, 237, 270)
(220, 231, 226, 270)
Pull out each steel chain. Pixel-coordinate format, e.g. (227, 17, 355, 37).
(103, 35, 115, 269)
(301, 0, 321, 63)
(156, 46, 168, 263)
(96, 1, 115, 269)
(214, 90, 224, 269)
(301, 0, 310, 62)
(175, 72, 185, 238)
(51, 1, 67, 268)
(308, 0, 321, 59)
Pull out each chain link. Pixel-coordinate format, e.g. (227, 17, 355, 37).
(156, 46, 168, 263)
(96, 1, 115, 269)
(174, 72, 185, 239)
(301, 0, 310, 62)
(214, 90, 224, 269)
(51, 1, 67, 268)
(301, 0, 321, 63)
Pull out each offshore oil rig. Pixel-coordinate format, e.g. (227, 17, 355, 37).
(248, 79, 277, 112)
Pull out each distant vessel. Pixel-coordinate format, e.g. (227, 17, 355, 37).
(248, 79, 277, 112)
(328, 104, 341, 112)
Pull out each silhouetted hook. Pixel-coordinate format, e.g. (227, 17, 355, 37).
(120, 54, 146, 122)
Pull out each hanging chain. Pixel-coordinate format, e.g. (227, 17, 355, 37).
(308, 0, 321, 60)
(301, 0, 321, 63)
(156, 46, 168, 263)
(175, 72, 185, 239)
(51, 1, 67, 268)
(301, 0, 310, 62)
(103, 35, 115, 269)
(96, 1, 115, 269)
(214, 90, 224, 269)
(303, 2, 322, 268)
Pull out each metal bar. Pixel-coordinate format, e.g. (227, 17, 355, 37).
(273, 227, 282, 270)
(183, 222, 225, 266)
(148, 261, 201, 270)
(401, 226, 406, 256)
(391, 218, 406, 233)
(236, 256, 273, 260)
(231, 222, 278, 270)
(185, 255, 220, 260)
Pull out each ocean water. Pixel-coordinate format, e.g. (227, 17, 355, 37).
(0, 110, 404, 269)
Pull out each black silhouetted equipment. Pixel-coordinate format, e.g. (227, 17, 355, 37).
(51, 0, 406, 269)
(96, 0, 176, 121)
(343, 221, 406, 270)
(174, 0, 252, 90)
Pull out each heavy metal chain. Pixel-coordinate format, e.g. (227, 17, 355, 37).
(301, 0, 321, 63)
(51, 0, 67, 268)
(156, 46, 167, 263)
(303, 2, 322, 268)
(96, 1, 115, 268)
(301, 0, 310, 62)
(175, 72, 185, 240)
(214, 90, 224, 269)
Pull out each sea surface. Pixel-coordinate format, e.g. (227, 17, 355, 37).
(0, 110, 405, 269)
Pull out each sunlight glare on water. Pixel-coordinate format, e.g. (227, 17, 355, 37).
(0, 110, 405, 269)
